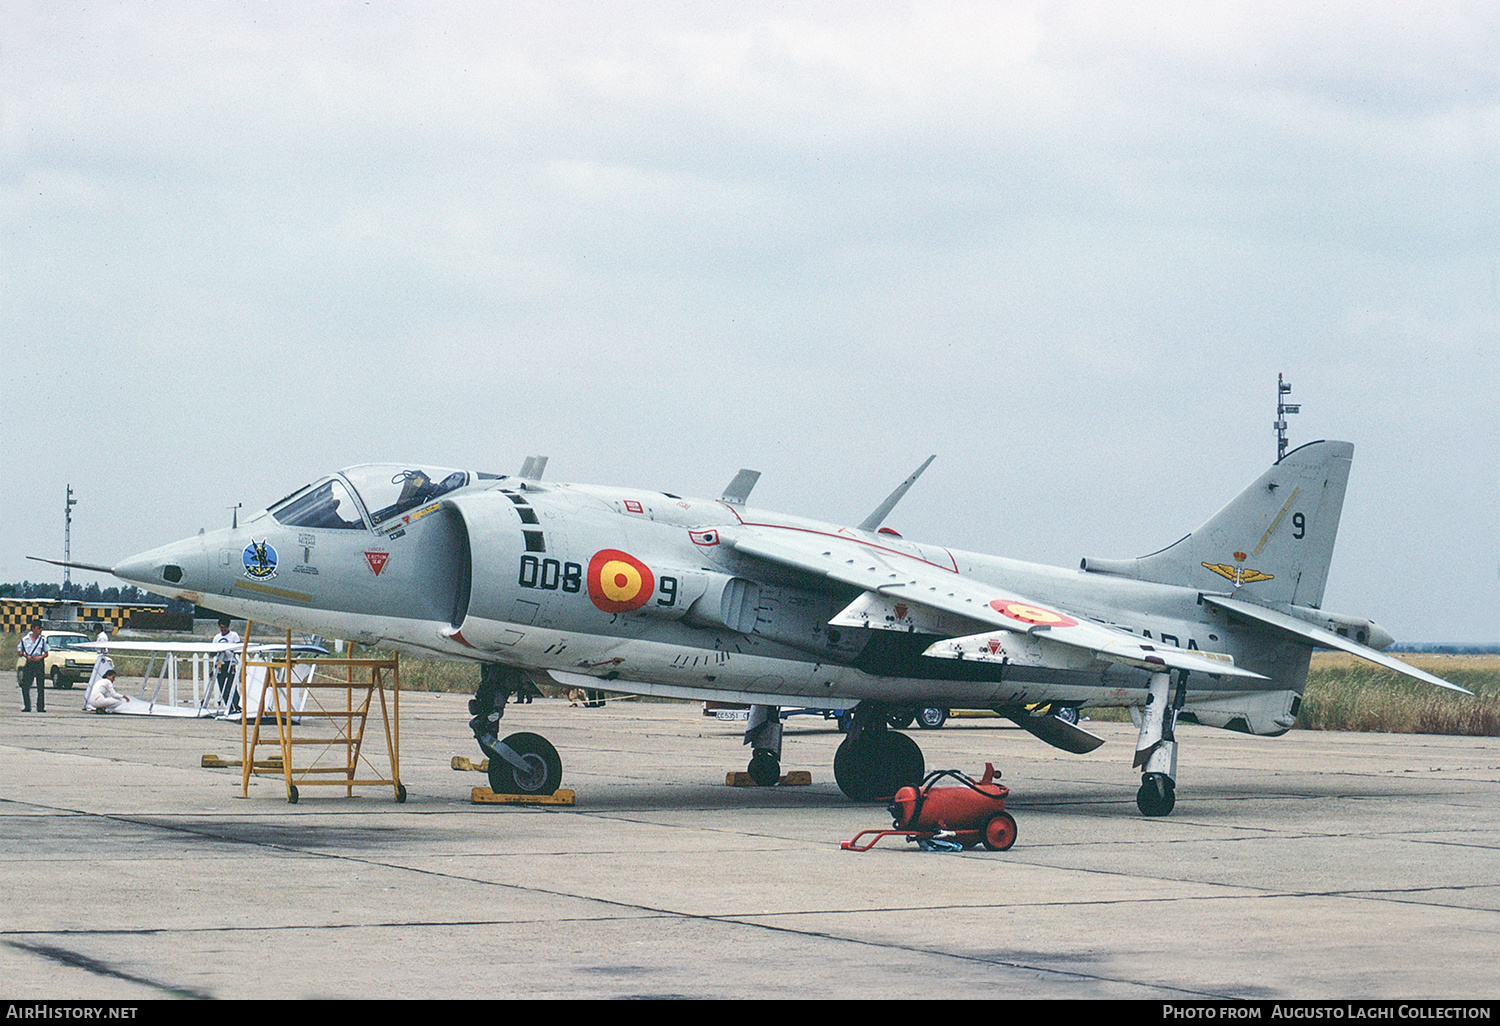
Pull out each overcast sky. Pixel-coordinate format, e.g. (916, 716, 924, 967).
(3, 1, 1495, 643)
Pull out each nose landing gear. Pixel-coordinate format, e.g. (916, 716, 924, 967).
(470, 664, 564, 796)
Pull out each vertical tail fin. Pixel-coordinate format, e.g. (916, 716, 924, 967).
(1081, 440, 1354, 608)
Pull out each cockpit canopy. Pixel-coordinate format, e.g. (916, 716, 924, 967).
(269, 464, 472, 531)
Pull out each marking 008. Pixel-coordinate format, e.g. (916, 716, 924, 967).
(518, 556, 582, 593)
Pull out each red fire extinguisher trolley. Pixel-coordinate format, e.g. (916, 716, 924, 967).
(842, 764, 1017, 852)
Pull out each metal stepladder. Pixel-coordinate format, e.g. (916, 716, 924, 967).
(238, 624, 406, 803)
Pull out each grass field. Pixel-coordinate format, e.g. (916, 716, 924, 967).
(1297, 652, 1498, 736)
(9, 631, 1496, 737)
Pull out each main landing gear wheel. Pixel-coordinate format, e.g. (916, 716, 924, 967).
(833, 730, 924, 801)
(747, 750, 781, 787)
(982, 811, 1018, 851)
(487, 732, 563, 796)
(1136, 772, 1176, 817)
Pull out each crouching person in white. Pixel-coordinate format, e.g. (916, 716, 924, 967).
(86, 667, 129, 713)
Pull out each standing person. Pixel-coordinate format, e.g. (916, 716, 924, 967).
(17, 622, 49, 713)
(211, 617, 241, 715)
(94, 622, 110, 654)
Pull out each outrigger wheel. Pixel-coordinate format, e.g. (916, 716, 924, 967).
(747, 750, 781, 787)
(1137, 772, 1176, 817)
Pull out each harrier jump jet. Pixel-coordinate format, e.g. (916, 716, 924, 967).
(100, 442, 1465, 815)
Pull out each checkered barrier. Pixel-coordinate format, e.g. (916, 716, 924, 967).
(0, 601, 167, 630)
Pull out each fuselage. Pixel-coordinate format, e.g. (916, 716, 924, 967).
(112, 465, 1311, 716)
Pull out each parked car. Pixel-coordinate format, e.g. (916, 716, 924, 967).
(15, 631, 99, 689)
(884, 706, 950, 730)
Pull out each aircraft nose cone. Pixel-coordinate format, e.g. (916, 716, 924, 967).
(114, 536, 211, 599)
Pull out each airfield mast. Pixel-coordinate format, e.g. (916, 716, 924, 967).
(1274, 374, 1300, 463)
(64, 485, 77, 592)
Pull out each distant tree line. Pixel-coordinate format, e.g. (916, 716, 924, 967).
(0, 580, 193, 614)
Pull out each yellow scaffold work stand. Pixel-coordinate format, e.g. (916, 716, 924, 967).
(239, 624, 405, 804)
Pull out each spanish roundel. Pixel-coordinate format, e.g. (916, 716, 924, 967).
(989, 600, 1079, 628)
(587, 549, 656, 613)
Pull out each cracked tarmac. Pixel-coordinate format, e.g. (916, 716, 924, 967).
(2, 695, 1496, 999)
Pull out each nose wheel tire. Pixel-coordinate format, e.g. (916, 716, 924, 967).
(487, 732, 563, 796)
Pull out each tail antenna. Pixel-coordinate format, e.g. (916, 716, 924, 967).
(1275, 373, 1301, 463)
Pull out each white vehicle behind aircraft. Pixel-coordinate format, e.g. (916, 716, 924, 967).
(88, 440, 1465, 815)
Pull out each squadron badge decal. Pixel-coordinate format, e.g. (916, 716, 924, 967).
(1202, 551, 1275, 587)
(243, 540, 278, 580)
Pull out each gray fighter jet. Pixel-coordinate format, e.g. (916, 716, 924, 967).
(101, 442, 1466, 815)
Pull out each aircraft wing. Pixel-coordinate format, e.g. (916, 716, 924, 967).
(724, 527, 1266, 681)
(1201, 595, 1472, 694)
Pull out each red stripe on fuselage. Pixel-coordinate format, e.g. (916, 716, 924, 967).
(714, 501, 959, 574)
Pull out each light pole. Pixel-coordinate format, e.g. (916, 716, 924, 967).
(64, 485, 78, 595)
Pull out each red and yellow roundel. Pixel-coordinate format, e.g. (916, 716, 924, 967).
(587, 549, 656, 613)
(989, 600, 1078, 628)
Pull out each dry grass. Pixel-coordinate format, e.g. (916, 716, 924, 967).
(1298, 652, 1498, 736)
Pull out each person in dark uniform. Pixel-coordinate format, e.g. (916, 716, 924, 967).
(17, 622, 49, 712)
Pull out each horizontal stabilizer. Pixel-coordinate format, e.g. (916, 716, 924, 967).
(1202, 595, 1472, 694)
